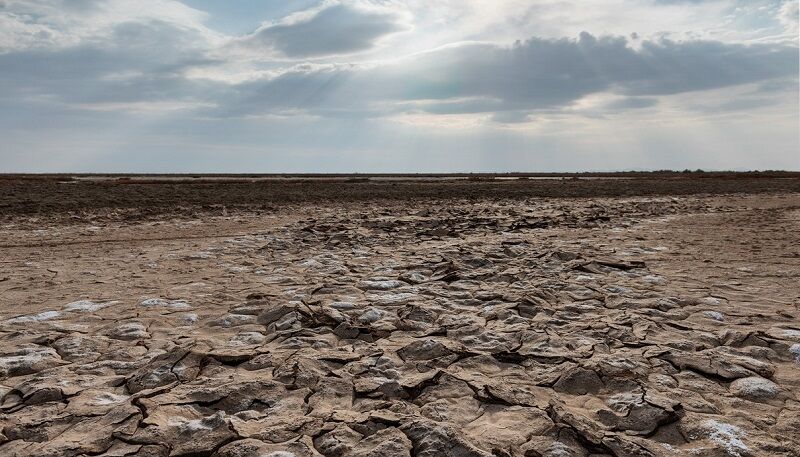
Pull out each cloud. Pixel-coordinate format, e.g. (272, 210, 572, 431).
(0, 1, 225, 110)
(490, 111, 533, 123)
(0, 0, 797, 172)
(218, 33, 798, 118)
(236, 1, 410, 58)
(653, 0, 715, 4)
(2, 8, 795, 121)
(779, 0, 799, 35)
(0, 0, 215, 52)
(2, 1, 795, 120)
(603, 97, 659, 110)
(0, 21, 222, 108)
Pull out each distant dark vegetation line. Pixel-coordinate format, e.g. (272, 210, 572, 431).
(1, 170, 800, 182)
(1, 176, 799, 221)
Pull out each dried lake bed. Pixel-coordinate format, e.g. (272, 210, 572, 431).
(0, 176, 799, 456)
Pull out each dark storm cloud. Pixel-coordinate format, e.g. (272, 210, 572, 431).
(238, 1, 409, 58)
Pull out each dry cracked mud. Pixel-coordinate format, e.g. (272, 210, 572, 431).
(1, 179, 799, 456)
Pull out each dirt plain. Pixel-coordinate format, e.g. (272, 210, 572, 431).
(1, 175, 799, 456)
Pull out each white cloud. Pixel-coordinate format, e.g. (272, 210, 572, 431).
(0, 0, 220, 52)
(216, 33, 798, 120)
(233, 0, 411, 58)
(778, 0, 799, 35)
(0, 0, 797, 171)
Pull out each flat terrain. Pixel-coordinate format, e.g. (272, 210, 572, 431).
(2, 173, 799, 221)
(1, 176, 799, 456)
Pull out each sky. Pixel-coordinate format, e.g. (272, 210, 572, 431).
(0, 0, 798, 172)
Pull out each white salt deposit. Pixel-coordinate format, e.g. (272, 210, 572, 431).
(642, 275, 665, 284)
(108, 322, 150, 340)
(92, 392, 129, 406)
(0, 346, 58, 374)
(168, 417, 213, 432)
(180, 313, 198, 325)
(367, 292, 417, 305)
(6, 310, 61, 324)
(64, 300, 117, 312)
(140, 298, 191, 309)
(403, 272, 428, 283)
(217, 314, 255, 327)
(729, 376, 779, 400)
(546, 442, 573, 457)
(703, 311, 725, 321)
(299, 259, 325, 268)
(705, 420, 748, 457)
(358, 308, 387, 324)
(790, 344, 800, 363)
(358, 279, 405, 290)
(229, 332, 266, 346)
(605, 285, 629, 294)
(783, 329, 800, 338)
(330, 301, 357, 310)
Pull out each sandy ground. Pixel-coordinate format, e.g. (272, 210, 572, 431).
(0, 179, 799, 456)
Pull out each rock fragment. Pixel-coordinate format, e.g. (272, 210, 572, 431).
(728, 376, 780, 401)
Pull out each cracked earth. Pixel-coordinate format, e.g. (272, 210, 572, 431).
(1, 186, 799, 456)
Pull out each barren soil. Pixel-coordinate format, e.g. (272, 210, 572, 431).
(1, 177, 799, 456)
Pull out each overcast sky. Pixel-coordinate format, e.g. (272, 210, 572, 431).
(1, 0, 798, 172)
